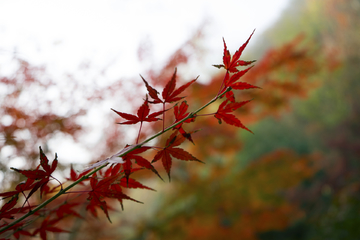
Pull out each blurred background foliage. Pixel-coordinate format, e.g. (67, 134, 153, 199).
(1, 0, 360, 239)
(124, 0, 360, 239)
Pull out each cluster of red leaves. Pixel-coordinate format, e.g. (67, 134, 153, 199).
(213, 30, 260, 132)
(0, 32, 258, 240)
(10, 147, 59, 198)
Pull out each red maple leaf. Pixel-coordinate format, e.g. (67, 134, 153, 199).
(0, 178, 35, 200)
(121, 146, 163, 184)
(103, 163, 122, 178)
(111, 96, 162, 125)
(214, 30, 256, 73)
(221, 77, 260, 102)
(215, 33, 260, 100)
(87, 173, 121, 222)
(0, 195, 19, 220)
(87, 173, 141, 221)
(162, 68, 198, 103)
(32, 216, 69, 240)
(214, 99, 253, 133)
(141, 69, 198, 131)
(56, 203, 83, 219)
(10, 147, 59, 197)
(140, 75, 162, 104)
(152, 131, 202, 180)
(142, 68, 198, 104)
(109, 184, 143, 211)
(11, 147, 57, 180)
(0, 221, 32, 239)
(11, 222, 32, 239)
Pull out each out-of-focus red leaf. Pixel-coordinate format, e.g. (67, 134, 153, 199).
(0, 178, 35, 199)
(0, 195, 19, 220)
(32, 216, 69, 240)
(109, 184, 143, 211)
(10, 166, 47, 181)
(56, 203, 83, 219)
(11, 222, 32, 239)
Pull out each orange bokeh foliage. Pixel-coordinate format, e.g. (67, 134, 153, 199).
(180, 34, 336, 162)
(137, 150, 320, 240)
(128, 31, 339, 239)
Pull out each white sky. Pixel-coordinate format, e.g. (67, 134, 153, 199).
(0, 0, 290, 165)
(0, 0, 290, 78)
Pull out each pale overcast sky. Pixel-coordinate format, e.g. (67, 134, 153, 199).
(0, 0, 290, 79)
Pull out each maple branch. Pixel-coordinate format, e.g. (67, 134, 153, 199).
(0, 164, 107, 234)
